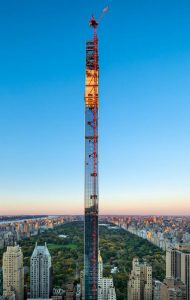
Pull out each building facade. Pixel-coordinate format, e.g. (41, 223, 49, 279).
(30, 243, 51, 299)
(166, 249, 181, 279)
(128, 257, 152, 300)
(166, 248, 190, 300)
(181, 251, 190, 300)
(3, 245, 24, 300)
(153, 280, 161, 300)
(97, 251, 117, 300)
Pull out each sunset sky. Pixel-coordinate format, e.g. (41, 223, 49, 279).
(0, 0, 190, 215)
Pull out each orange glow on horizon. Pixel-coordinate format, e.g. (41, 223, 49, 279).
(1, 196, 190, 215)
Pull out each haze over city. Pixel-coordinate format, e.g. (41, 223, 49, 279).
(0, 0, 190, 215)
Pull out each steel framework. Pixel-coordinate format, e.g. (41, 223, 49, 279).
(84, 16, 99, 300)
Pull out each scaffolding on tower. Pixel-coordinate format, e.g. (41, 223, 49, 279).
(84, 9, 108, 299)
(84, 15, 99, 300)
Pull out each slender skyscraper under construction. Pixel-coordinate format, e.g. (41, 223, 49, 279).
(84, 16, 99, 300)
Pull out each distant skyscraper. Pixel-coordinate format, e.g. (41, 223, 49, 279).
(166, 249, 181, 279)
(128, 257, 152, 300)
(23, 221, 29, 234)
(181, 251, 190, 300)
(165, 248, 190, 300)
(30, 243, 51, 299)
(3, 245, 24, 300)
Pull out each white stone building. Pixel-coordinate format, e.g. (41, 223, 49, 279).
(128, 257, 152, 300)
(98, 251, 117, 300)
(3, 245, 24, 300)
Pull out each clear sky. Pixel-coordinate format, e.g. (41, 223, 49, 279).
(0, 0, 190, 215)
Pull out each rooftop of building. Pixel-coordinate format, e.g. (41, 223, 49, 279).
(31, 242, 50, 257)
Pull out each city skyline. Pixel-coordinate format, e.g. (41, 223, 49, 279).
(0, 0, 190, 215)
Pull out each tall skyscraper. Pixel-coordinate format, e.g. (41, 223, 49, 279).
(166, 248, 190, 300)
(181, 251, 190, 300)
(128, 257, 152, 300)
(84, 16, 99, 300)
(3, 245, 24, 300)
(166, 248, 181, 279)
(30, 243, 51, 299)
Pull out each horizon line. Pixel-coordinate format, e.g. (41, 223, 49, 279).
(0, 214, 190, 217)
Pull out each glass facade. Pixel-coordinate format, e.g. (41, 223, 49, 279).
(84, 36, 99, 300)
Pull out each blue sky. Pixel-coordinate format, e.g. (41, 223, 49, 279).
(0, 0, 190, 214)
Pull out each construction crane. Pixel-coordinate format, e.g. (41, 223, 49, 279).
(84, 7, 108, 300)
